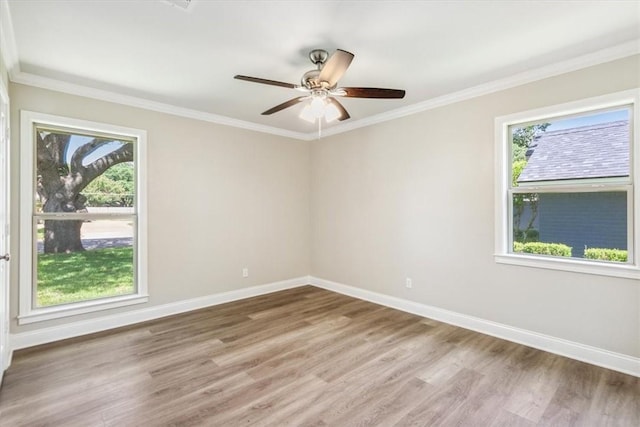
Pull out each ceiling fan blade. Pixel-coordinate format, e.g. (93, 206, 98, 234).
(339, 87, 406, 99)
(234, 75, 299, 89)
(326, 98, 350, 121)
(318, 49, 354, 88)
(261, 97, 308, 115)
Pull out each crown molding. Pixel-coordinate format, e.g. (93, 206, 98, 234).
(320, 39, 640, 139)
(2, 2, 307, 140)
(0, 0, 20, 78)
(10, 71, 310, 140)
(3, 0, 639, 142)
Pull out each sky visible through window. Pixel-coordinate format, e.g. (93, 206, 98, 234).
(545, 108, 628, 132)
(64, 135, 127, 166)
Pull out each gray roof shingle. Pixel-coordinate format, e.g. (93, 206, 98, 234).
(517, 120, 629, 183)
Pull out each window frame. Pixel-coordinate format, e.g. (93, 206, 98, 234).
(494, 89, 640, 279)
(19, 111, 148, 324)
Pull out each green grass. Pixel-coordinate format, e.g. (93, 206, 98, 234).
(37, 247, 134, 307)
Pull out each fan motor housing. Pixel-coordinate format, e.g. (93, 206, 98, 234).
(301, 69, 321, 89)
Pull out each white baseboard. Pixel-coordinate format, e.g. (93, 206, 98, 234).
(9, 275, 638, 378)
(310, 276, 640, 378)
(10, 276, 310, 351)
(0, 348, 11, 384)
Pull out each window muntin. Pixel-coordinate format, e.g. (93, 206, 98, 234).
(495, 90, 640, 278)
(20, 112, 147, 323)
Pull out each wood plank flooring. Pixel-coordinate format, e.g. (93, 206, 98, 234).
(0, 286, 638, 426)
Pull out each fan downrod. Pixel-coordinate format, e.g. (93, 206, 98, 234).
(302, 49, 330, 89)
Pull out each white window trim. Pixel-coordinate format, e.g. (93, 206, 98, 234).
(19, 111, 148, 324)
(494, 89, 640, 279)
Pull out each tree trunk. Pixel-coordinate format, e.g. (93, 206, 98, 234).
(43, 219, 84, 253)
(42, 193, 87, 254)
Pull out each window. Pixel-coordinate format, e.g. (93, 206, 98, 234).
(495, 89, 640, 278)
(19, 112, 147, 323)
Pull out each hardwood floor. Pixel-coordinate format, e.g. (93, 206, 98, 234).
(0, 286, 637, 426)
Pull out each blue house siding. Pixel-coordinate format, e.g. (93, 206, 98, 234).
(514, 201, 539, 231)
(538, 192, 627, 258)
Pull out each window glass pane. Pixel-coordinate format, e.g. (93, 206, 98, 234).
(36, 219, 135, 307)
(512, 191, 628, 263)
(35, 128, 134, 213)
(84, 162, 135, 210)
(510, 108, 630, 185)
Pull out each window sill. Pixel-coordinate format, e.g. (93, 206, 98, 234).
(495, 253, 640, 279)
(17, 294, 149, 325)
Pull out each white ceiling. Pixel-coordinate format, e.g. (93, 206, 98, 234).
(3, 0, 640, 136)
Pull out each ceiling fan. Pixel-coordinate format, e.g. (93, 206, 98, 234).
(234, 49, 406, 123)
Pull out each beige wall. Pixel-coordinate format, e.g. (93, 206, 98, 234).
(310, 55, 640, 357)
(9, 83, 311, 333)
(6, 55, 640, 359)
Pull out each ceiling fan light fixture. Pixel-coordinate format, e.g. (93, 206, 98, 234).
(310, 96, 326, 117)
(300, 95, 329, 123)
(299, 94, 342, 123)
(324, 102, 341, 123)
(299, 104, 318, 123)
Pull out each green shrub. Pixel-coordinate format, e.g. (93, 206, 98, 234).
(584, 248, 627, 262)
(513, 241, 571, 257)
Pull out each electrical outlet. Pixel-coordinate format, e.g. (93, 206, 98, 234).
(242, 267, 249, 278)
(405, 277, 412, 288)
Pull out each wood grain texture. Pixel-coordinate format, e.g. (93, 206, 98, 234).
(0, 286, 638, 426)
